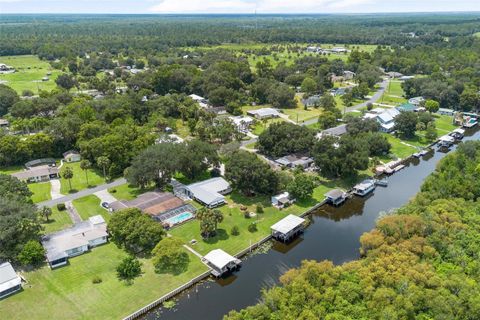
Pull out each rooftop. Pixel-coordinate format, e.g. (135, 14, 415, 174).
(325, 189, 346, 200)
(203, 249, 240, 270)
(110, 191, 185, 217)
(25, 158, 56, 168)
(271, 214, 305, 235)
(247, 108, 280, 117)
(317, 124, 348, 138)
(12, 165, 59, 180)
(0, 262, 21, 294)
(186, 177, 230, 206)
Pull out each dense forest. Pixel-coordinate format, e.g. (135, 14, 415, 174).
(1, 14, 480, 57)
(225, 141, 480, 320)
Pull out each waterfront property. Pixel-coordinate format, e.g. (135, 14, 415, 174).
(271, 214, 306, 242)
(353, 179, 376, 197)
(325, 189, 347, 206)
(12, 165, 59, 183)
(110, 191, 196, 227)
(449, 128, 465, 140)
(0, 262, 22, 299)
(63, 150, 81, 163)
(41, 215, 108, 268)
(375, 108, 400, 133)
(173, 177, 232, 208)
(271, 192, 294, 209)
(202, 249, 241, 277)
(438, 135, 455, 148)
(274, 155, 314, 169)
(247, 107, 280, 119)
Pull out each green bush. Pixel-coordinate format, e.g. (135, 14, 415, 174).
(57, 203, 66, 211)
(256, 204, 264, 214)
(231, 225, 240, 236)
(248, 222, 257, 233)
(92, 276, 102, 284)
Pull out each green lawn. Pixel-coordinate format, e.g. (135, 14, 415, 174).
(170, 185, 331, 256)
(383, 134, 420, 160)
(73, 195, 111, 222)
(434, 114, 457, 133)
(251, 118, 285, 136)
(0, 243, 209, 320)
(28, 182, 51, 203)
(284, 97, 323, 123)
(0, 55, 61, 94)
(0, 165, 23, 175)
(379, 81, 407, 105)
(60, 162, 105, 194)
(41, 207, 73, 234)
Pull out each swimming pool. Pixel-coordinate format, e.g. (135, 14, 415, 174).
(165, 212, 194, 226)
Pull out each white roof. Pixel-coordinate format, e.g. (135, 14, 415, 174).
(187, 177, 230, 206)
(453, 128, 465, 134)
(189, 94, 206, 101)
(247, 108, 280, 117)
(89, 215, 105, 226)
(354, 179, 375, 191)
(203, 249, 238, 270)
(0, 262, 21, 293)
(229, 116, 254, 126)
(439, 135, 455, 142)
(271, 214, 305, 235)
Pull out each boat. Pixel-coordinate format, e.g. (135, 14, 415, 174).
(353, 179, 376, 196)
(449, 128, 465, 140)
(418, 149, 430, 156)
(375, 179, 388, 187)
(463, 117, 478, 128)
(412, 152, 421, 158)
(394, 164, 405, 172)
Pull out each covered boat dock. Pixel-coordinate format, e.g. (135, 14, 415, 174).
(202, 249, 241, 277)
(271, 214, 306, 242)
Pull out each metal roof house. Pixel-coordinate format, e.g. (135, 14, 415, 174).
(408, 96, 425, 106)
(189, 94, 210, 109)
(42, 215, 108, 269)
(174, 177, 232, 208)
(302, 94, 322, 107)
(0, 262, 22, 299)
(229, 115, 254, 133)
(271, 214, 306, 242)
(376, 108, 400, 133)
(202, 249, 241, 277)
(316, 124, 348, 139)
(247, 108, 280, 119)
(275, 155, 314, 169)
(12, 165, 59, 183)
(25, 158, 56, 169)
(271, 192, 294, 209)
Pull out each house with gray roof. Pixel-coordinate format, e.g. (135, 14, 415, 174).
(316, 124, 348, 139)
(0, 262, 22, 299)
(173, 177, 231, 208)
(247, 108, 280, 119)
(275, 155, 314, 169)
(12, 165, 59, 183)
(42, 215, 108, 268)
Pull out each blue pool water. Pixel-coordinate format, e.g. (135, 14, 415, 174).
(165, 212, 194, 225)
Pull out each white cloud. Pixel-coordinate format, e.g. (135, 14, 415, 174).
(150, 0, 375, 13)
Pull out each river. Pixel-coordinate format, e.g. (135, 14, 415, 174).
(144, 128, 479, 320)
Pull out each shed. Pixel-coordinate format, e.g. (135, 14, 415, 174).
(271, 214, 306, 242)
(271, 192, 294, 208)
(0, 262, 22, 299)
(63, 150, 81, 163)
(203, 249, 241, 277)
(247, 108, 280, 119)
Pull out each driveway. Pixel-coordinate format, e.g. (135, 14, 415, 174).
(50, 179, 63, 200)
(94, 189, 118, 204)
(38, 178, 127, 208)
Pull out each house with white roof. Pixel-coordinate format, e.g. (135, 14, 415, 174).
(271, 214, 306, 242)
(271, 192, 295, 209)
(173, 177, 232, 208)
(0, 262, 22, 299)
(42, 215, 108, 268)
(12, 165, 59, 183)
(63, 150, 81, 163)
(202, 249, 241, 277)
(371, 108, 400, 133)
(247, 108, 280, 119)
(189, 94, 210, 109)
(229, 115, 254, 133)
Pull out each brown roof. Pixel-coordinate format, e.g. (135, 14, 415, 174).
(143, 197, 185, 216)
(110, 191, 185, 216)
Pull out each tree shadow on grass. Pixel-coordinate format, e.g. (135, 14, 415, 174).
(202, 229, 229, 245)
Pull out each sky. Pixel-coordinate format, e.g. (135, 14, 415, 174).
(1, 0, 480, 14)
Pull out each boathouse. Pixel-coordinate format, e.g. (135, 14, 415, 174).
(353, 179, 376, 197)
(202, 249, 241, 277)
(325, 189, 347, 206)
(271, 214, 306, 242)
(438, 135, 455, 148)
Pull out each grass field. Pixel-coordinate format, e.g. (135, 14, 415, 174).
(251, 117, 285, 135)
(0, 55, 61, 94)
(28, 182, 51, 203)
(60, 162, 104, 194)
(379, 81, 407, 105)
(0, 165, 23, 175)
(383, 134, 419, 160)
(73, 195, 111, 222)
(434, 114, 456, 133)
(41, 207, 73, 234)
(0, 243, 208, 320)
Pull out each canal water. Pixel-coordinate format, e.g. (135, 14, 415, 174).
(145, 128, 480, 320)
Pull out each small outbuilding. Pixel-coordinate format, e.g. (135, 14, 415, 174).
(325, 189, 347, 206)
(0, 262, 22, 299)
(271, 214, 306, 242)
(63, 150, 81, 163)
(203, 249, 241, 277)
(275, 155, 314, 169)
(271, 192, 294, 209)
(438, 135, 455, 148)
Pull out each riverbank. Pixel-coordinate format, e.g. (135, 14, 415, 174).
(141, 127, 480, 320)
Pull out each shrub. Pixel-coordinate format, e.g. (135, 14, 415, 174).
(110, 188, 117, 193)
(17, 240, 45, 266)
(248, 222, 258, 233)
(256, 204, 264, 214)
(240, 205, 248, 211)
(231, 226, 240, 236)
(116, 256, 142, 282)
(57, 203, 66, 211)
(92, 276, 102, 284)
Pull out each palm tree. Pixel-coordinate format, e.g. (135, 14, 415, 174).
(39, 206, 52, 222)
(80, 160, 92, 186)
(196, 208, 224, 238)
(96, 156, 110, 181)
(62, 166, 74, 191)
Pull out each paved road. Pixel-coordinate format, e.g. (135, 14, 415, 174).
(38, 178, 127, 208)
(301, 79, 389, 127)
